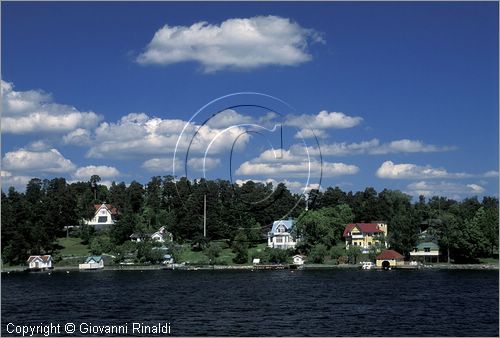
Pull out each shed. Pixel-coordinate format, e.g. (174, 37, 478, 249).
(376, 250, 404, 268)
(27, 255, 53, 270)
(292, 255, 305, 265)
(79, 256, 104, 270)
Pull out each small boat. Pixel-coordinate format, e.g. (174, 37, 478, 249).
(361, 262, 375, 270)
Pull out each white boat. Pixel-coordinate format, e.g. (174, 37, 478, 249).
(361, 262, 375, 270)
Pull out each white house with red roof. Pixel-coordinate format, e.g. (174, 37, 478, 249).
(343, 222, 388, 253)
(84, 203, 118, 230)
(27, 255, 53, 270)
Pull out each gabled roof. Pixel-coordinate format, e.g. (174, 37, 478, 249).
(343, 223, 384, 237)
(94, 203, 118, 215)
(130, 233, 151, 239)
(271, 219, 295, 233)
(85, 256, 103, 263)
(376, 250, 404, 260)
(416, 242, 439, 250)
(27, 255, 52, 263)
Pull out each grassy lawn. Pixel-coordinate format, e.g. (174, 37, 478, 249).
(479, 257, 499, 265)
(56, 237, 90, 257)
(178, 242, 268, 265)
(248, 243, 267, 259)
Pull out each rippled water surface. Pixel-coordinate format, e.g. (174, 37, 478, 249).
(2, 269, 498, 336)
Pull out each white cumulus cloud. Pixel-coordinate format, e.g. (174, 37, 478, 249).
(1, 80, 102, 134)
(87, 113, 251, 159)
(137, 16, 323, 72)
(63, 128, 92, 145)
(294, 128, 328, 139)
(290, 139, 455, 156)
(73, 165, 121, 181)
(187, 157, 221, 171)
(406, 181, 486, 199)
(1, 171, 32, 191)
(2, 148, 76, 174)
(235, 148, 358, 178)
(369, 139, 456, 154)
(205, 109, 254, 129)
(376, 161, 470, 180)
(286, 110, 363, 130)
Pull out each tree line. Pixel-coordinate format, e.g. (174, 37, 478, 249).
(1, 175, 498, 264)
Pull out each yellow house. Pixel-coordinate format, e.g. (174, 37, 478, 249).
(376, 250, 405, 268)
(343, 222, 388, 253)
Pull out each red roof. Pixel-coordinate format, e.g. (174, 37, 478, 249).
(376, 250, 404, 260)
(343, 223, 384, 237)
(94, 204, 118, 215)
(27, 255, 51, 263)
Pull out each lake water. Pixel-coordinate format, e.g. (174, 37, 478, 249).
(1, 269, 498, 336)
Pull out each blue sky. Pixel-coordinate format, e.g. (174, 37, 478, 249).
(1, 1, 498, 200)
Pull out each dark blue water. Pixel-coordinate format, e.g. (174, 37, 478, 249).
(1, 269, 498, 336)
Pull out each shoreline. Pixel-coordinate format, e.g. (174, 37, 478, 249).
(2, 263, 498, 273)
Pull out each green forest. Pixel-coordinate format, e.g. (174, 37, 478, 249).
(1, 175, 498, 265)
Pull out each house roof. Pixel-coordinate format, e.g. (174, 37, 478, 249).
(271, 219, 295, 233)
(376, 250, 404, 260)
(416, 242, 440, 250)
(343, 223, 384, 237)
(94, 203, 118, 215)
(85, 256, 103, 263)
(27, 255, 51, 263)
(130, 233, 151, 239)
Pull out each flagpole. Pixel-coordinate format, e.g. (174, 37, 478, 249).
(203, 194, 207, 238)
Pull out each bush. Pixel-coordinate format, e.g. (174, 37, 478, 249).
(309, 244, 328, 263)
(330, 245, 346, 259)
(205, 242, 222, 264)
(89, 235, 114, 255)
(266, 248, 292, 264)
(337, 255, 348, 264)
(346, 245, 362, 264)
(232, 232, 249, 264)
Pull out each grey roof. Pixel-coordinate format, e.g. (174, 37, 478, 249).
(416, 242, 440, 250)
(270, 219, 295, 234)
(85, 256, 103, 263)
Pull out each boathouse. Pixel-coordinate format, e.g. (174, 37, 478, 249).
(27, 255, 53, 270)
(79, 256, 104, 270)
(376, 249, 404, 268)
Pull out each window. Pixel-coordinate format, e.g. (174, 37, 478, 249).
(424, 247, 431, 252)
(98, 216, 108, 223)
(101, 210, 106, 214)
(276, 237, 283, 243)
(368, 242, 371, 246)
(353, 242, 357, 246)
(278, 226, 285, 233)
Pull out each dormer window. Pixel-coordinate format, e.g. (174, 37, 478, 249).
(278, 225, 286, 233)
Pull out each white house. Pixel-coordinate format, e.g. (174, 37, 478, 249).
(79, 256, 104, 270)
(27, 255, 53, 270)
(151, 226, 173, 243)
(130, 226, 173, 243)
(84, 203, 118, 230)
(293, 255, 305, 265)
(268, 219, 297, 249)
